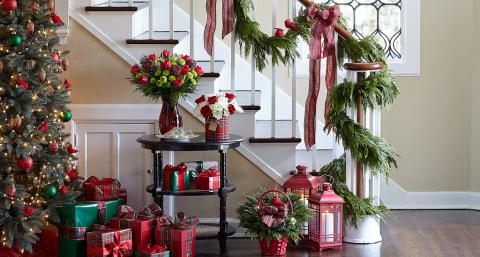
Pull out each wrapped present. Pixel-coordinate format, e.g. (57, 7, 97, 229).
(57, 199, 123, 257)
(120, 188, 128, 204)
(109, 203, 168, 250)
(86, 228, 133, 257)
(163, 164, 187, 191)
(135, 245, 170, 257)
(84, 176, 121, 201)
(183, 161, 218, 174)
(194, 167, 220, 190)
(154, 213, 197, 257)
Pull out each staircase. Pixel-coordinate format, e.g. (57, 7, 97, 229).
(65, 0, 337, 183)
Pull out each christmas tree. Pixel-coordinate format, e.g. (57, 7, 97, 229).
(0, 0, 81, 253)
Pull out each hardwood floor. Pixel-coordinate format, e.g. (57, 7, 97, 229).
(195, 210, 480, 257)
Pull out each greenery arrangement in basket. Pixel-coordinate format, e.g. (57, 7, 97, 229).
(237, 189, 312, 243)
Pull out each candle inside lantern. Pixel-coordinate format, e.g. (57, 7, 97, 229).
(321, 211, 334, 242)
(301, 194, 308, 234)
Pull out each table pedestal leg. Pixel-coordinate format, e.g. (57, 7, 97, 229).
(153, 151, 164, 213)
(218, 149, 228, 253)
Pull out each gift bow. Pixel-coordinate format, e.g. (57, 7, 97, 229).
(118, 203, 163, 221)
(164, 163, 187, 175)
(173, 212, 198, 229)
(85, 176, 121, 187)
(139, 244, 168, 254)
(204, 0, 234, 55)
(259, 204, 288, 228)
(197, 167, 220, 177)
(105, 230, 132, 257)
(304, 4, 342, 150)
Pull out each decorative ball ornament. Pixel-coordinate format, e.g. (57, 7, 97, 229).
(18, 156, 33, 171)
(5, 184, 15, 198)
(9, 115, 22, 130)
(26, 20, 34, 34)
(2, 0, 17, 12)
(59, 185, 68, 195)
(39, 121, 48, 133)
(61, 111, 72, 122)
(23, 206, 36, 217)
(61, 57, 69, 71)
(51, 52, 60, 62)
(42, 184, 57, 198)
(7, 34, 21, 46)
(49, 142, 58, 154)
(67, 144, 77, 154)
(67, 169, 78, 180)
(38, 69, 46, 81)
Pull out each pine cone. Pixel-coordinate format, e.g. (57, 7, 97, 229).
(61, 57, 69, 71)
(5, 184, 15, 198)
(38, 69, 46, 81)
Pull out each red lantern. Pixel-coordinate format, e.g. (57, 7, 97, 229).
(308, 183, 344, 251)
(283, 165, 321, 237)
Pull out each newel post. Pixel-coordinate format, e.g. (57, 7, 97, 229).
(343, 62, 384, 244)
(55, 0, 70, 45)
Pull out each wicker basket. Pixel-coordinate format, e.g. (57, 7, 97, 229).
(255, 189, 293, 256)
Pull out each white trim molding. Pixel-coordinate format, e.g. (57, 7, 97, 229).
(381, 178, 480, 210)
(55, 0, 70, 45)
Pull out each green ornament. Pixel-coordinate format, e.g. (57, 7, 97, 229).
(163, 70, 170, 76)
(179, 59, 186, 66)
(61, 111, 72, 122)
(7, 34, 21, 46)
(43, 184, 57, 198)
(169, 76, 175, 82)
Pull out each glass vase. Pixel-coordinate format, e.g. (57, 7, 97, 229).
(159, 95, 183, 135)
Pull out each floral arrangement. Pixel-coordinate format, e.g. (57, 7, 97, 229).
(194, 93, 243, 120)
(236, 189, 312, 243)
(130, 50, 204, 101)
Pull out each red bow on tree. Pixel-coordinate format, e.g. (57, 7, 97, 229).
(304, 4, 342, 150)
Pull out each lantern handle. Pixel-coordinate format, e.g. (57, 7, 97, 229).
(255, 189, 294, 214)
(322, 174, 335, 186)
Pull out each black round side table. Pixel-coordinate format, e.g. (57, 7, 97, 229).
(137, 133, 244, 253)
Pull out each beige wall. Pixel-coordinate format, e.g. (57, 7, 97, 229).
(471, 2, 480, 192)
(65, 0, 480, 193)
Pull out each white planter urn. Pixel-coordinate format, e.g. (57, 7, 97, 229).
(343, 215, 382, 244)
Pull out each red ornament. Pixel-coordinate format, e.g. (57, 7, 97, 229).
(67, 144, 77, 154)
(138, 75, 148, 85)
(5, 185, 15, 198)
(27, 20, 35, 34)
(49, 142, 58, 154)
(9, 116, 21, 130)
(162, 49, 170, 58)
(59, 185, 68, 194)
(67, 169, 78, 180)
(39, 121, 48, 133)
(2, 0, 17, 12)
(64, 79, 71, 89)
(24, 205, 36, 217)
(130, 64, 140, 74)
(51, 52, 60, 62)
(274, 28, 285, 37)
(18, 156, 33, 171)
(51, 12, 64, 25)
(285, 19, 299, 31)
(17, 79, 29, 90)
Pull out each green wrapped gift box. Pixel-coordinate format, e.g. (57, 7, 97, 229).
(58, 199, 123, 257)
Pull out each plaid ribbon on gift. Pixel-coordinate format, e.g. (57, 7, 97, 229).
(156, 227, 194, 257)
(205, 117, 230, 141)
(304, 4, 341, 150)
(203, 0, 234, 56)
(258, 204, 288, 228)
(61, 225, 89, 240)
(87, 229, 133, 257)
(84, 176, 121, 201)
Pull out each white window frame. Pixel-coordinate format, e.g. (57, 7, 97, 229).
(295, 0, 420, 77)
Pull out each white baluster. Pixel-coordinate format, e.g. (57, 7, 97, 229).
(271, 0, 277, 137)
(149, 0, 153, 39)
(169, 0, 174, 40)
(231, 33, 236, 93)
(190, 0, 194, 58)
(251, 0, 256, 105)
(291, 0, 297, 138)
(128, 0, 133, 6)
(210, 44, 215, 74)
(108, 0, 113, 6)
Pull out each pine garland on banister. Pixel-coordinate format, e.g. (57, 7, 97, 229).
(233, 0, 400, 225)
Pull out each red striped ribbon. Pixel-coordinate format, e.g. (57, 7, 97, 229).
(204, 0, 234, 56)
(304, 4, 341, 150)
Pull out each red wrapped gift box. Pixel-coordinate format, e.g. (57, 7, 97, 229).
(84, 176, 121, 201)
(109, 204, 168, 250)
(86, 228, 133, 257)
(194, 167, 220, 190)
(163, 164, 187, 191)
(135, 245, 170, 257)
(154, 214, 197, 257)
(119, 188, 127, 204)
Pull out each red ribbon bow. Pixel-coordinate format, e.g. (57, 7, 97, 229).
(164, 163, 187, 175)
(118, 203, 163, 221)
(197, 167, 220, 177)
(105, 231, 132, 257)
(204, 0, 234, 55)
(139, 244, 168, 254)
(304, 4, 342, 150)
(258, 204, 288, 228)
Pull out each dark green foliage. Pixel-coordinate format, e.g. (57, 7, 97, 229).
(0, 0, 82, 252)
(237, 189, 312, 243)
(319, 155, 390, 227)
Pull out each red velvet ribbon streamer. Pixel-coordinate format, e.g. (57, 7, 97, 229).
(204, 0, 234, 56)
(197, 167, 220, 177)
(304, 4, 341, 150)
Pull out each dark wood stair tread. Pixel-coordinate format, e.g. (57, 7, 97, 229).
(249, 137, 302, 144)
(85, 2, 149, 11)
(241, 105, 261, 111)
(126, 31, 188, 44)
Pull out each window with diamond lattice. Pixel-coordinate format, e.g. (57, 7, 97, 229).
(295, 0, 420, 76)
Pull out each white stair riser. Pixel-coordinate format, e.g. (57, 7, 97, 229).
(229, 111, 257, 139)
(246, 143, 298, 177)
(255, 121, 300, 139)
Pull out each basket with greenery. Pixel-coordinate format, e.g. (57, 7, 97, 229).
(237, 189, 312, 247)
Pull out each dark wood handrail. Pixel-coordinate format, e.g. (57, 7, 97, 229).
(298, 0, 353, 40)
